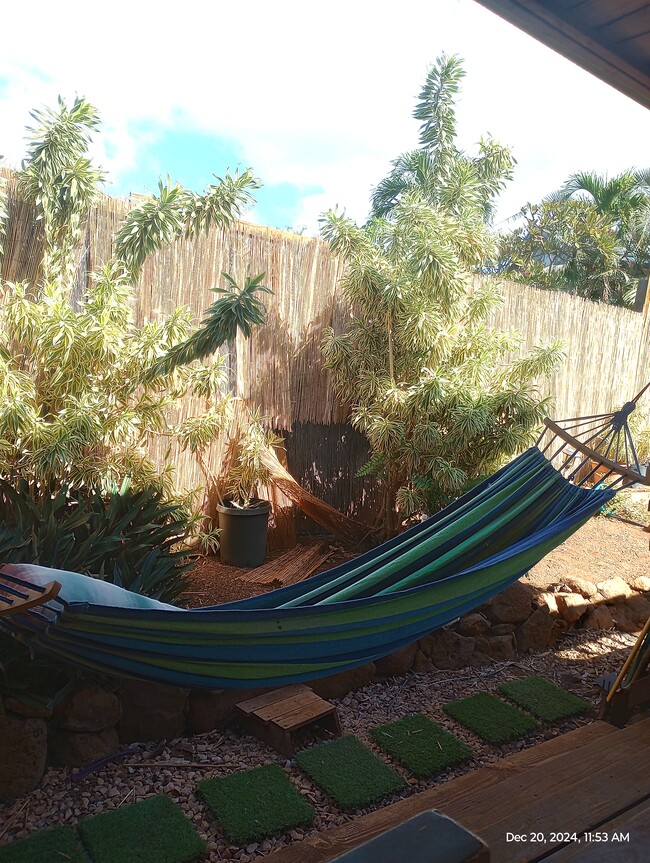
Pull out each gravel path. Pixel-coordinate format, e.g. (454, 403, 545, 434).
(0, 628, 641, 861)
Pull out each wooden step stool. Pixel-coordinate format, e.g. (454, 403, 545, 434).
(235, 684, 342, 756)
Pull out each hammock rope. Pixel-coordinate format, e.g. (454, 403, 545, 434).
(537, 381, 650, 491)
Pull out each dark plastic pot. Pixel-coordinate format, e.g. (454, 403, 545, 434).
(217, 499, 271, 568)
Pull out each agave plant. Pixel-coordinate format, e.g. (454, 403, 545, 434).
(0, 478, 191, 602)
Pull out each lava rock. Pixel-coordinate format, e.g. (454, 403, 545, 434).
(48, 726, 119, 768)
(55, 683, 121, 733)
(118, 680, 189, 743)
(0, 715, 47, 802)
(485, 582, 534, 625)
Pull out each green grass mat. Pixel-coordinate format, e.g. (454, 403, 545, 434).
(295, 735, 405, 809)
(0, 826, 89, 863)
(78, 795, 205, 863)
(198, 763, 315, 845)
(370, 713, 473, 778)
(443, 692, 537, 744)
(499, 675, 589, 722)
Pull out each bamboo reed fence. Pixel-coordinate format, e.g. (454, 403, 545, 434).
(2, 169, 650, 544)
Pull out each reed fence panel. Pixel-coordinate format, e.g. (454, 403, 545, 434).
(2, 177, 649, 541)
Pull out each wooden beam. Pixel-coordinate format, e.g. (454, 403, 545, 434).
(473, 0, 650, 110)
(544, 417, 650, 486)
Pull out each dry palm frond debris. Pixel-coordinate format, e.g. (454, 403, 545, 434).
(236, 542, 333, 586)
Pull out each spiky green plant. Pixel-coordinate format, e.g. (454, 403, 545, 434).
(371, 54, 515, 224)
(322, 202, 563, 535)
(0, 478, 191, 601)
(225, 410, 284, 507)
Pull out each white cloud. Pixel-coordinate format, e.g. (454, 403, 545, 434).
(2, 0, 650, 232)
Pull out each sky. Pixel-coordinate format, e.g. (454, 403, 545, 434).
(2, 0, 650, 235)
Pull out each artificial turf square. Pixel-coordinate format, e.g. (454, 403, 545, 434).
(499, 675, 589, 722)
(370, 713, 473, 778)
(0, 826, 89, 863)
(443, 692, 537, 744)
(78, 795, 205, 863)
(198, 763, 315, 845)
(295, 735, 405, 810)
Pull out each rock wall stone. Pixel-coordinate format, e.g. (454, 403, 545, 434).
(0, 715, 47, 803)
(48, 727, 119, 768)
(118, 680, 189, 744)
(54, 683, 121, 733)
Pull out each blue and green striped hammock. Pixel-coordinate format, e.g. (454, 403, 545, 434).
(0, 442, 621, 689)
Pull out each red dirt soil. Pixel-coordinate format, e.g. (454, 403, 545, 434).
(180, 513, 648, 608)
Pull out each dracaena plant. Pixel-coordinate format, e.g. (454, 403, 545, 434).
(0, 96, 272, 596)
(321, 56, 563, 538)
(224, 410, 284, 508)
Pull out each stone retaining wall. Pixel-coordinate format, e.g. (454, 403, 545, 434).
(1, 577, 649, 802)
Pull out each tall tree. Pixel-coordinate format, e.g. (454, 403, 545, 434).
(371, 54, 516, 223)
(321, 57, 560, 538)
(0, 97, 269, 499)
(496, 199, 631, 304)
(553, 169, 650, 239)
(554, 169, 650, 287)
(498, 169, 650, 306)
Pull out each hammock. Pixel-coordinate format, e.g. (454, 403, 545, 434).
(0, 398, 647, 690)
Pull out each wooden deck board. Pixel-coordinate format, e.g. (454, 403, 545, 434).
(269, 721, 619, 863)
(544, 797, 650, 862)
(443, 718, 650, 862)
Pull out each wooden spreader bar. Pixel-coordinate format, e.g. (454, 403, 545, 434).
(235, 684, 342, 755)
(0, 575, 61, 617)
(543, 417, 650, 487)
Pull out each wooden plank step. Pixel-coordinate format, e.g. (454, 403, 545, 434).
(236, 685, 341, 756)
(255, 691, 323, 723)
(268, 721, 618, 863)
(274, 701, 336, 731)
(236, 685, 310, 716)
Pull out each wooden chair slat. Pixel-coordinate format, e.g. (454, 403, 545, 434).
(0, 578, 61, 617)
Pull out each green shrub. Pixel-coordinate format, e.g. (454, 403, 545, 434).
(0, 478, 191, 602)
(320, 56, 563, 536)
(0, 98, 271, 579)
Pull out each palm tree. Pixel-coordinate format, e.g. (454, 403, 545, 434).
(552, 169, 650, 283)
(370, 55, 515, 223)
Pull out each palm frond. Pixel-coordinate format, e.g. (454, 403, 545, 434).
(144, 273, 271, 380)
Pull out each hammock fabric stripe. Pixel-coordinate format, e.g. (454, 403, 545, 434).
(0, 448, 613, 689)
